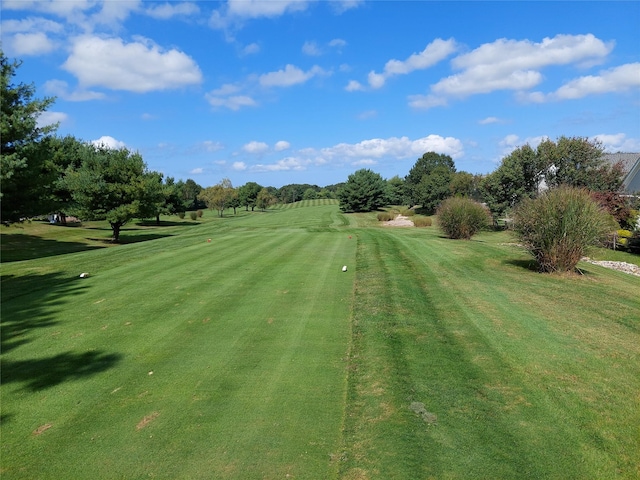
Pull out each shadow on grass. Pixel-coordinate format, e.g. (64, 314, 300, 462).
(1, 271, 122, 394)
(135, 220, 200, 227)
(0, 234, 104, 263)
(1, 351, 122, 392)
(1, 272, 89, 353)
(87, 233, 174, 245)
(503, 258, 540, 272)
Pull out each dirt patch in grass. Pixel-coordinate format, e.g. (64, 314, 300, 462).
(136, 411, 159, 430)
(341, 467, 370, 480)
(381, 214, 414, 227)
(33, 423, 52, 436)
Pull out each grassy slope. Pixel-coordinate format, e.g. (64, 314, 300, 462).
(1, 202, 355, 479)
(2, 201, 639, 479)
(340, 226, 639, 479)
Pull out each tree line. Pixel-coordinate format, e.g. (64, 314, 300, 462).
(0, 52, 343, 241)
(1, 50, 634, 242)
(338, 140, 633, 231)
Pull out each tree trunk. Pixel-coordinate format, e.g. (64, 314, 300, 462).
(156, 213, 160, 225)
(111, 222, 122, 243)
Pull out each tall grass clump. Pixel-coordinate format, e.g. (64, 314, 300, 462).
(399, 207, 415, 216)
(377, 212, 395, 222)
(436, 197, 488, 239)
(413, 216, 432, 227)
(189, 211, 197, 221)
(512, 186, 617, 273)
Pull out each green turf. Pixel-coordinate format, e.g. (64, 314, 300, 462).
(1, 202, 639, 479)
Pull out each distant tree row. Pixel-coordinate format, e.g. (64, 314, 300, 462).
(2, 49, 633, 241)
(337, 138, 631, 230)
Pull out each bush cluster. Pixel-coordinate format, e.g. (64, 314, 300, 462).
(413, 216, 432, 227)
(399, 208, 415, 216)
(189, 211, 198, 221)
(436, 197, 488, 239)
(196, 209, 204, 218)
(512, 187, 617, 273)
(377, 212, 395, 222)
(177, 212, 185, 219)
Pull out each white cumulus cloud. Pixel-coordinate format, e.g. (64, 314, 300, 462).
(274, 141, 291, 151)
(593, 133, 640, 153)
(242, 141, 269, 154)
(367, 38, 458, 89)
(232, 161, 247, 170)
(91, 135, 126, 149)
(523, 62, 640, 102)
(63, 35, 203, 93)
(145, 2, 199, 19)
(413, 33, 615, 109)
(259, 64, 326, 88)
(36, 111, 68, 129)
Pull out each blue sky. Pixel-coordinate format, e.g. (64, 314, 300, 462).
(2, 1, 639, 188)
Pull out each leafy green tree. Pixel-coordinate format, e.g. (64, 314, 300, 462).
(238, 181, 263, 211)
(338, 169, 387, 213)
(177, 178, 204, 211)
(386, 175, 406, 205)
(303, 188, 318, 200)
(537, 136, 612, 190)
(256, 188, 277, 211)
(1, 51, 57, 220)
(137, 174, 184, 224)
(449, 171, 481, 199)
(198, 178, 236, 217)
(405, 152, 456, 209)
(415, 165, 454, 214)
(60, 145, 157, 242)
(479, 144, 542, 222)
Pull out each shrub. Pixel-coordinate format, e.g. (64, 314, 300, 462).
(177, 212, 185, 219)
(615, 229, 632, 249)
(512, 187, 617, 273)
(189, 211, 198, 221)
(196, 209, 203, 218)
(399, 208, 415, 216)
(413, 216, 432, 227)
(436, 197, 488, 239)
(377, 212, 395, 222)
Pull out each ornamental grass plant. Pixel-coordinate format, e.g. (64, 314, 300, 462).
(436, 197, 488, 239)
(512, 186, 617, 273)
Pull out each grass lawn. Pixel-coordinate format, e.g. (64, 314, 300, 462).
(2, 200, 639, 479)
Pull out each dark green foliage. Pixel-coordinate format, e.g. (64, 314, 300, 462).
(1, 51, 57, 221)
(338, 169, 387, 213)
(405, 152, 456, 209)
(256, 187, 277, 211)
(479, 144, 542, 222)
(436, 197, 489, 239)
(238, 181, 263, 211)
(59, 145, 156, 242)
(386, 175, 406, 205)
(278, 183, 320, 204)
(189, 211, 197, 221)
(177, 211, 185, 219)
(512, 186, 617, 272)
(538, 136, 612, 190)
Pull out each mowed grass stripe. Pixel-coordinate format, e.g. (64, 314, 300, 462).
(1, 218, 356, 478)
(340, 227, 639, 479)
